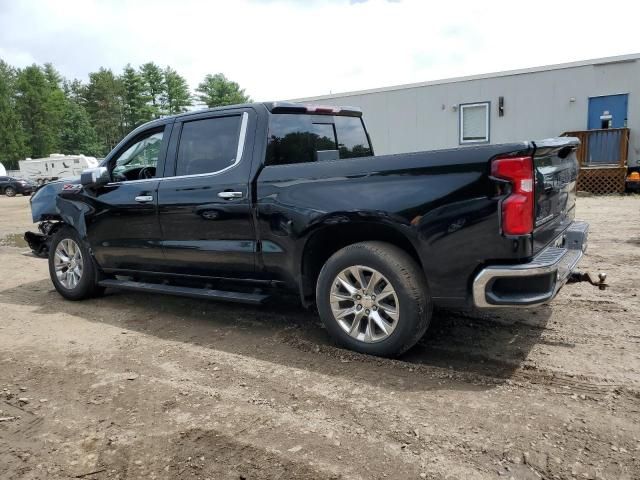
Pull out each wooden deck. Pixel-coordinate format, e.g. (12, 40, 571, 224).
(562, 128, 630, 194)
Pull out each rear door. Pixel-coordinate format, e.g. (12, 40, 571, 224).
(156, 108, 257, 278)
(532, 138, 580, 252)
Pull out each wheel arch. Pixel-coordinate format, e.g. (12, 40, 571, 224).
(298, 220, 426, 306)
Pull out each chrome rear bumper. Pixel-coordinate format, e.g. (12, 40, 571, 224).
(472, 221, 588, 308)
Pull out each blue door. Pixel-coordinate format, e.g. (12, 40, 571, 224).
(587, 94, 628, 164)
(588, 94, 628, 129)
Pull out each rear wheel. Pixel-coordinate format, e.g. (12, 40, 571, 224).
(316, 241, 432, 357)
(5, 186, 16, 197)
(48, 227, 104, 300)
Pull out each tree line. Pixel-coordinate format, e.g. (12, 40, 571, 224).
(0, 60, 251, 169)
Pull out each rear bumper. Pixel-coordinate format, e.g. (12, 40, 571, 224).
(472, 221, 588, 308)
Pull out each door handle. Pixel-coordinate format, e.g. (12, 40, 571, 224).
(217, 191, 243, 199)
(135, 195, 154, 203)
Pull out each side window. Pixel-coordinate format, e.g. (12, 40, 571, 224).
(112, 130, 164, 181)
(334, 116, 373, 158)
(175, 116, 242, 176)
(266, 114, 372, 166)
(266, 114, 337, 166)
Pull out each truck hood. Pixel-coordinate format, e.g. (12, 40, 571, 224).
(30, 177, 81, 222)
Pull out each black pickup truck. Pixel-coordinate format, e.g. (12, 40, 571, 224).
(26, 102, 593, 356)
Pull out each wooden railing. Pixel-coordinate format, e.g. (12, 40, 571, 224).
(562, 128, 629, 167)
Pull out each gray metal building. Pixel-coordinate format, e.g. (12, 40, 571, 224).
(295, 54, 640, 170)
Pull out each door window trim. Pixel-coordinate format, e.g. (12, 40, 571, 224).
(162, 111, 249, 182)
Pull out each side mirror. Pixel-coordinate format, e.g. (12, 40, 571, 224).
(80, 166, 109, 187)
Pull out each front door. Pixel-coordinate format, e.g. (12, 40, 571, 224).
(85, 124, 171, 272)
(156, 109, 257, 278)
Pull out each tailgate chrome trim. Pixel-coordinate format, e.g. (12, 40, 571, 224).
(472, 221, 588, 308)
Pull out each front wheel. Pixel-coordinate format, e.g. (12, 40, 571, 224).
(316, 241, 432, 357)
(5, 186, 16, 197)
(48, 227, 104, 300)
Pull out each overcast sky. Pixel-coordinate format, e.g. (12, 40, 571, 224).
(1, 0, 639, 101)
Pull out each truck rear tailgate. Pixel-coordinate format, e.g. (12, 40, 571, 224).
(532, 137, 580, 253)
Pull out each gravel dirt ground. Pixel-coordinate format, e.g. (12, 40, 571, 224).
(0, 194, 639, 480)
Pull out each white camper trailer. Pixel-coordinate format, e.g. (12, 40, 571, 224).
(18, 154, 99, 184)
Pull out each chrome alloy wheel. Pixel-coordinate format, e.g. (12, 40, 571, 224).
(329, 265, 400, 343)
(54, 239, 84, 289)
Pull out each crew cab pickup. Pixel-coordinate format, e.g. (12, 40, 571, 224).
(26, 102, 591, 356)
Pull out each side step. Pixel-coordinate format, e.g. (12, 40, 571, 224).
(98, 279, 270, 305)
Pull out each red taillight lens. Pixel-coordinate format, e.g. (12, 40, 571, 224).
(491, 156, 534, 235)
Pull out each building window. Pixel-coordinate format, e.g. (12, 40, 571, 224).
(459, 102, 490, 144)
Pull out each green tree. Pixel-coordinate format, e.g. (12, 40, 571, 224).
(85, 68, 124, 153)
(0, 60, 27, 169)
(63, 78, 86, 104)
(162, 67, 191, 115)
(140, 62, 165, 118)
(43, 62, 63, 89)
(42, 63, 67, 149)
(121, 64, 151, 130)
(196, 73, 251, 108)
(60, 98, 101, 156)
(15, 64, 61, 158)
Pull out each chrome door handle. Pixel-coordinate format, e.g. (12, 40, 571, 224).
(217, 191, 243, 199)
(134, 195, 153, 203)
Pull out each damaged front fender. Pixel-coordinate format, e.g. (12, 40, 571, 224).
(25, 179, 95, 257)
(54, 194, 94, 239)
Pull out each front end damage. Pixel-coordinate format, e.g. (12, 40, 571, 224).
(24, 221, 59, 258)
(24, 179, 89, 258)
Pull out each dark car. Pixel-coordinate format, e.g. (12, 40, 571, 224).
(25, 102, 594, 356)
(0, 176, 34, 196)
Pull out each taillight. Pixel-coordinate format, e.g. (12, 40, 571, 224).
(491, 156, 534, 235)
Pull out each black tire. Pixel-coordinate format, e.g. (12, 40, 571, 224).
(5, 186, 16, 197)
(316, 241, 432, 357)
(48, 226, 105, 300)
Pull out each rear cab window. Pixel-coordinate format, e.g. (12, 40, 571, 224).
(266, 114, 372, 166)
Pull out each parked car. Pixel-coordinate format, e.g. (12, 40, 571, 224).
(0, 176, 34, 196)
(25, 102, 593, 356)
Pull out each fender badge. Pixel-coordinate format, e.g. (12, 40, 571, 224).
(62, 184, 82, 192)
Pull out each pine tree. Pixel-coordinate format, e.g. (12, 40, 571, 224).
(42, 63, 67, 152)
(196, 73, 251, 108)
(0, 60, 27, 169)
(85, 68, 125, 153)
(15, 64, 60, 158)
(140, 62, 165, 118)
(63, 78, 86, 104)
(121, 64, 152, 131)
(60, 100, 101, 156)
(162, 67, 191, 115)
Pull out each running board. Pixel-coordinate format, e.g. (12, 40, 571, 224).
(98, 279, 269, 305)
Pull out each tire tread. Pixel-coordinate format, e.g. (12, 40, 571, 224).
(316, 241, 432, 356)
